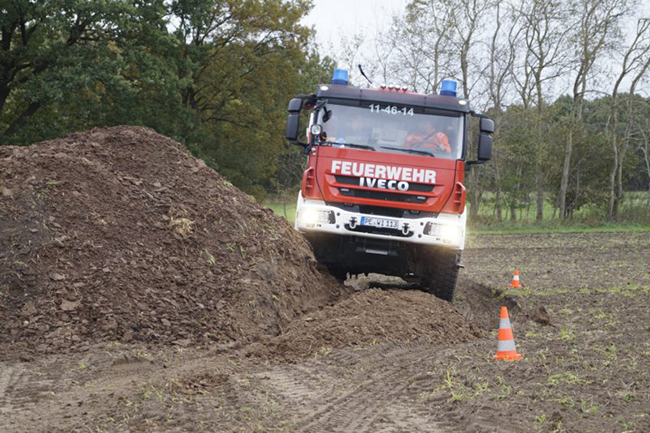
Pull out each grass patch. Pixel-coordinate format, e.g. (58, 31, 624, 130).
(469, 222, 650, 235)
(264, 202, 296, 223)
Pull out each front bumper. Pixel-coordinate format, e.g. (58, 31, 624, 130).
(294, 194, 467, 250)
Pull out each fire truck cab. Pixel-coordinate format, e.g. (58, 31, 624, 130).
(286, 69, 494, 301)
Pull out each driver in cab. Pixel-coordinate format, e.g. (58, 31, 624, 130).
(404, 119, 451, 155)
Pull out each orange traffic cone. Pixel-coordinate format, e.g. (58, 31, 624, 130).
(494, 306, 523, 361)
(510, 269, 522, 288)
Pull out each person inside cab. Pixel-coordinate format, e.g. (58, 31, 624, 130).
(404, 117, 452, 155)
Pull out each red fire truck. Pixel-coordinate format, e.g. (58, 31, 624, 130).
(286, 69, 494, 301)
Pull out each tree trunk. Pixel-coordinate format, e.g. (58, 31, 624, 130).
(535, 130, 544, 221)
(535, 78, 545, 222)
(4, 100, 43, 138)
(644, 147, 650, 208)
(535, 168, 544, 221)
(608, 131, 619, 220)
(468, 168, 481, 219)
(0, 84, 11, 117)
(615, 101, 635, 217)
(559, 126, 573, 219)
(616, 151, 625, 216)
(495, 188, 503, 222)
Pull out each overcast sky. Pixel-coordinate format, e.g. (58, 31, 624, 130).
(300, 0, 650, 99)
(301, 0, 409, 55)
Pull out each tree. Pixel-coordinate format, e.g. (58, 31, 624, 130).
(484, 1, 519, 221)
(638, 118, 650, 207)
(607, 17, 650, 218)
(515, 0, 570, 221)
(0, 0, 173, 143)
(167, 0, 327, 197)
(497, 105, 537, 221)
(393, 0, 458, 93)
(558, 0, 628, 218)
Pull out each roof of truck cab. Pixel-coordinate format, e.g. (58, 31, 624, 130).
(316, 84, 471, 113)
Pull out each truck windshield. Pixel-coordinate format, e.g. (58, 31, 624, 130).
(315, 103, 464, 160)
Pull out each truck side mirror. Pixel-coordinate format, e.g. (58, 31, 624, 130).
(478, 134, 492, 162)
(467, 112, 494, 166)
(286, 98, 304, 146)
(480, 118, 494, 134)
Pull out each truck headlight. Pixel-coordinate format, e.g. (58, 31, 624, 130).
(302, 209, 334, 225)
(440, 225, 462, 244)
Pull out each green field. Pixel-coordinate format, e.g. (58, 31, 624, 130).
(469, 191, 650, 224)
(265, 201, 297, 223)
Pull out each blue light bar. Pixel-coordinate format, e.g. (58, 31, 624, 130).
(440, 79, 458, 97)
(332, 68, 349, 85)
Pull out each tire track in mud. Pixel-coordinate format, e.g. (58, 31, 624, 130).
(0, 362, 63, 431)
(0, 353, 164, 432)
(0, 363, 13, 421)
(258, 345, 446, 432)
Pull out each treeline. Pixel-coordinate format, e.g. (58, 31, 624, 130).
(337, 0, 650, 223)
(0, 0, 331, 198)
(2, 0, 649, 224)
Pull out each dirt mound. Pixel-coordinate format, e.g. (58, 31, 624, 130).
(254, 288, 480, 360)
(0, 126, 344, 358)
(250, 272, 522, 361)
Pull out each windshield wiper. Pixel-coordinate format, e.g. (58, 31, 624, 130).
(332, 142, 375, 151)
(379, 145, 435, 157)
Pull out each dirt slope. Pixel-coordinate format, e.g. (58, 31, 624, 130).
(0, 126, 344, 357)
(254, 288, 481, 361)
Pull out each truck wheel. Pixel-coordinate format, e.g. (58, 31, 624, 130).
(422, 250, 460, 302)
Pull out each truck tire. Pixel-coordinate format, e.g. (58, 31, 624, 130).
(422, 250, 460, 302)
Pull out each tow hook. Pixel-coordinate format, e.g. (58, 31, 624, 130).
(402, 223, 410, 236)
(349, 216, 358, 229)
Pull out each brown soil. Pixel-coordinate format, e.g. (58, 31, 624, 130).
(3, 127, 650, 432)
(2, 231, 649, 432)
(0, 126, 344, 358)
(255, 288, 481, 361)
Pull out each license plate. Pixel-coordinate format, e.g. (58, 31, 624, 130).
(360, 216, 399, 229)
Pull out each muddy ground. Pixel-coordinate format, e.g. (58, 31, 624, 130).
(2, 230, 649, 432)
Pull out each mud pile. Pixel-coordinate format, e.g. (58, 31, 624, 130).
(252, 272, 524, 360)
(255, 288, 480, 360)
(0, 126, 343, 357)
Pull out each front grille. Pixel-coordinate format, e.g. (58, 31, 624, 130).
(339, 188, 427, 204)
(335, 175, 433, 192)
(344, 223, 413, 237)
(327, 202, 438, 219)
(359, 205, 404, 218)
